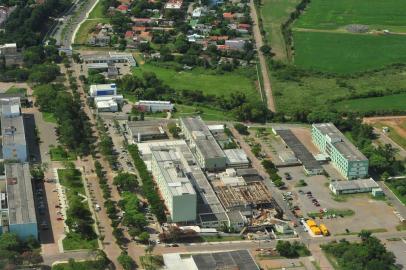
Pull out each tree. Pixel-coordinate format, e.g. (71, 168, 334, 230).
(358, 230, 372, 241)
(168, 122, 181, 138)
(260, 45, 272, 55)
(138, 232, 150, 243)
(234, 123, 248, 135)
(117, 252, 135, 270)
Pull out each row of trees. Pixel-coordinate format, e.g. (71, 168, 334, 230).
(127, 144, 166, 223)
(262, 159, 284, 188)
(34, 84, 94, 155)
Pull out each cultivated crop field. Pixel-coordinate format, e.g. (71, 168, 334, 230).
(293, 31, 406, 73)
(291, 0, 406, 73)
(294, 0, 406, 31)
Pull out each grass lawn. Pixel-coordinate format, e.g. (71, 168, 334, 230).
(88, 0, 105, 19)
(293, 31, 406, 73)
(172, 104, 234, 121)
(74, 18, 109, 44)
(260, 0, 301, 61)
(42, 112, 57, 123)
(133, 63, 261, 103)
(49, 146, 76, 161)
(307, 209, 354, 219)
(386, 182, 406, 205)
(62, 232, 98, 251)
(140, 255, 164, 269)
(52, 260, 107, 270)
(57, 168, 85, 195)
(294, 0, 406, 31)
(334, 93, 406, 113)
(6, 87, 26, 95)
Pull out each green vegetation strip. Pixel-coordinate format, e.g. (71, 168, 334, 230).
(49, 146, 76, 161)
(128, 144, 166, 222)
(307, 209, 354, 219)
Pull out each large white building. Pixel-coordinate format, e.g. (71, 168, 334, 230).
(89, 83, 117, 97)
(180, 117, 227, 171)
(151, 148, 197, 222)
(134, 100, 174, 113)
(1, 98, 27, 162)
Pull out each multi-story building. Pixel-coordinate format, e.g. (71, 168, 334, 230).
(180, 117, 226, 171)
(89, 83, 117, 97)
(312, 123, 369, 179)
(151, 148, 197, 222)
(1, 98, 27, 162)
(0, 163, 37, 239)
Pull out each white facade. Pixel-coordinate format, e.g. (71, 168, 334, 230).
(135, 100, 174, 112)
(95, 99, 118, 112)
(89, 83, 117, 97)
(151, 149, 197, 222)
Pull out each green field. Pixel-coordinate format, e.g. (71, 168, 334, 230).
(42, 112, 57, 123)
(272, 65, 406, 114)
(6, 87, 26, 95)
(260, 0, 301, 61)
(294, 0, 406, 31)
(133, 64, 261, 102)
(50, 146, 77, 161)
(335, 93, 406, 113)
(293, 31, 406, 73)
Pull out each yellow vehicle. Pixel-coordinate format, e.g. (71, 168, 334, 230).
(311, 226, 322, 235)
(320, 224, 329, 236)
(306, 219, 317, 228)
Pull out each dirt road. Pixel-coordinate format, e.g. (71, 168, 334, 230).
(249, 0, 276, 112)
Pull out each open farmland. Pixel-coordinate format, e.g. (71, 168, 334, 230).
(293, 31, 406, 73)
(259, 0, 301, 61)
(293, 0, 406, 31)
(133, 63, 261, 102)
(334, 93, 406, 114)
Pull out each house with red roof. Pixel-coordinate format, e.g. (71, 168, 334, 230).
(117, 4, 129, 13)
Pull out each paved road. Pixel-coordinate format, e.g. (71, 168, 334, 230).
(373, 127, 406, 159)
(249, 0, 276, 112)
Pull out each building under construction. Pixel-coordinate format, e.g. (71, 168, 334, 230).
(215, 181, 274, 212)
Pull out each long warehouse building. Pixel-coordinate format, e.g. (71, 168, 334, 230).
(180, 117, 226, 171)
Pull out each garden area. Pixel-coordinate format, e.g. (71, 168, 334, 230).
(49, 146, 76, 161)
(58, 164, 98, 250)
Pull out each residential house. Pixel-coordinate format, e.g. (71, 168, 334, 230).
(165, 0, 182, 9)
(225, 39, 246, 51)
(117, 4, 129, 13)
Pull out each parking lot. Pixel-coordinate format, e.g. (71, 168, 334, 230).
(255, 126, 401, 236)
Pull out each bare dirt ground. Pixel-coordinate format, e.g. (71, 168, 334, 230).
(364, 116, 406, 138)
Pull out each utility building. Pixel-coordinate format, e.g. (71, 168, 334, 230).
(1, 98, 27, 162)
(180, 117, 226, 171)
(312, 123, 368, 179)
(151, 148, 197, 222)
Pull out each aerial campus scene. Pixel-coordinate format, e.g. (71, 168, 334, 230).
(0, 0, 405, 269)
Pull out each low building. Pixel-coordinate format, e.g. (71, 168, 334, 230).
(127, 121, 167, 143)
(180, 117, 227, 171)
(151, 148, 197, 222)
(1, 98, 27, 162)
(225, 39, 246, 51)
(162, 250, 260, 270)
(165, 0, 183, 9)
(0, 163, 38, 239)
(82, 52, 136, 67)
(0, 43, 22, 66)
(224, 148, 249, 168)
(95, 99, 118, 112)
(134, 100, 173, 113)
(329, 178, 379, 195)
(312, 123, 369, 180)
(90, 83, 117, 97)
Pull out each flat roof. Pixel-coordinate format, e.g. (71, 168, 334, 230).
(87, 62, 108, 69)
(1, 113, 26, 146)
(192, 250, 260, 270)
(1, 97, 21, 116)
(90, 83, 116, 91)
(181, 117, 226, 160)
(5, 163, 36, 225)
(275, 129, 322, 172)
(313, 123, 367, 161)
(136, 100, 172, 105)
(152, 149, 196, 196)
(224, 149, 249, 165)
(330, 178, 378, 191)
(128, 121, 166, 137)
